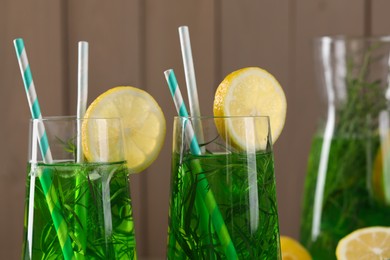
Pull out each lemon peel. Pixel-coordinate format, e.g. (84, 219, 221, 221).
(280, 236, 312, 260)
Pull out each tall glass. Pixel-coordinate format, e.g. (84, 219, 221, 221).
(300, 36, 390, 259)
(22, 116, 136, 259)
(167, 116, 281, 259)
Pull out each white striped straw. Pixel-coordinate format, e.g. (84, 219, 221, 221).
(26, 122, 39, 258)
(77, 41, 89, 162)
(178, 26, 205, 151)
(75, 41, 89, 255)
(14, 38, 74, 260)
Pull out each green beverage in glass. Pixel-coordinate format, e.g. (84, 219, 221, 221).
(22, 117, 137, 259)
(301, 135, 390, 259)
(167, 116, 281, 259)
(300, 36, 390, 259)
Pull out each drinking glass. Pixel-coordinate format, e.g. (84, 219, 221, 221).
(167, 116, 281, 259)
(22, 116, 136, 259)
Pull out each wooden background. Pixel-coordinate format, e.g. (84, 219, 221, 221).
(1, 0, 389, 258)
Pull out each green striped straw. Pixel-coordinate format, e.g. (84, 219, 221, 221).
(14, 38, 74, 260)
(164, 69, 238, 259)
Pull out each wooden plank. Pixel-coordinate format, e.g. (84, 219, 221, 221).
(65, 0, 145, 254)
(66, 1, 141, 114)
(371, 0, 390, 35)
(291, 0, 365, 238)
(221, 0, 366, 241)
(0, 1, 65, 258)
(220, 0, 291, 237)
(220, 0, 290, 83)
(143, 0, 217, 257)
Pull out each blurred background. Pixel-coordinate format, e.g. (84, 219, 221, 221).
(1, 0, 390, 259)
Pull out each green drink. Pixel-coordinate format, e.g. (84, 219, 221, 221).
(23, 161, 136, 259)
(23, 117, 137, 259)
(167, 151, 280, 259)
(300, 136, 390, 259)
(300, 36, 390, 259)
(167, 116, 281, 259)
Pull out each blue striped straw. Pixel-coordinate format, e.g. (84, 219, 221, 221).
(164, 69, 238, 259)
(14, 40, 52, 163)
(164, 71, 200, 155)
(14, 38, 74, 260)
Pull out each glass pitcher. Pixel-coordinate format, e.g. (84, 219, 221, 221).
(300, 36, 390, 259)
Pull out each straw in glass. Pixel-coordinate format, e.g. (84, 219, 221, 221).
(14, 38, 74, 260)
(75, 40, 89, 256)
(178, 26, 205, 152)
(164, 69, 238, 259)
(77, 41, 89, 162)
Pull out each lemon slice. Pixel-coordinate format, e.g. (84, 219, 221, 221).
(213, 67, 287, 150)
(82, 86, 166, 173)
(336, 226, 390, 260)
(280, 236, 312, 260)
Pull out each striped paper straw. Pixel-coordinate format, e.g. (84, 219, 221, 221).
(14, 38, 74, 260)
(164, 69, 238, 259)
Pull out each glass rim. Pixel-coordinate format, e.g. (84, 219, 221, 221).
(174, 115, 270, 120)
(314, 34, 390, 44)
(30, 115, 122, 122)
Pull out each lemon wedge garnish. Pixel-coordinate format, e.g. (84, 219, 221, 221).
(372, 149, 388, 205)
(213, 67, 287, 150)
(336, 226, 390, 260)
(82, 86, 166, 173)
(280, 236, 312, 260)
